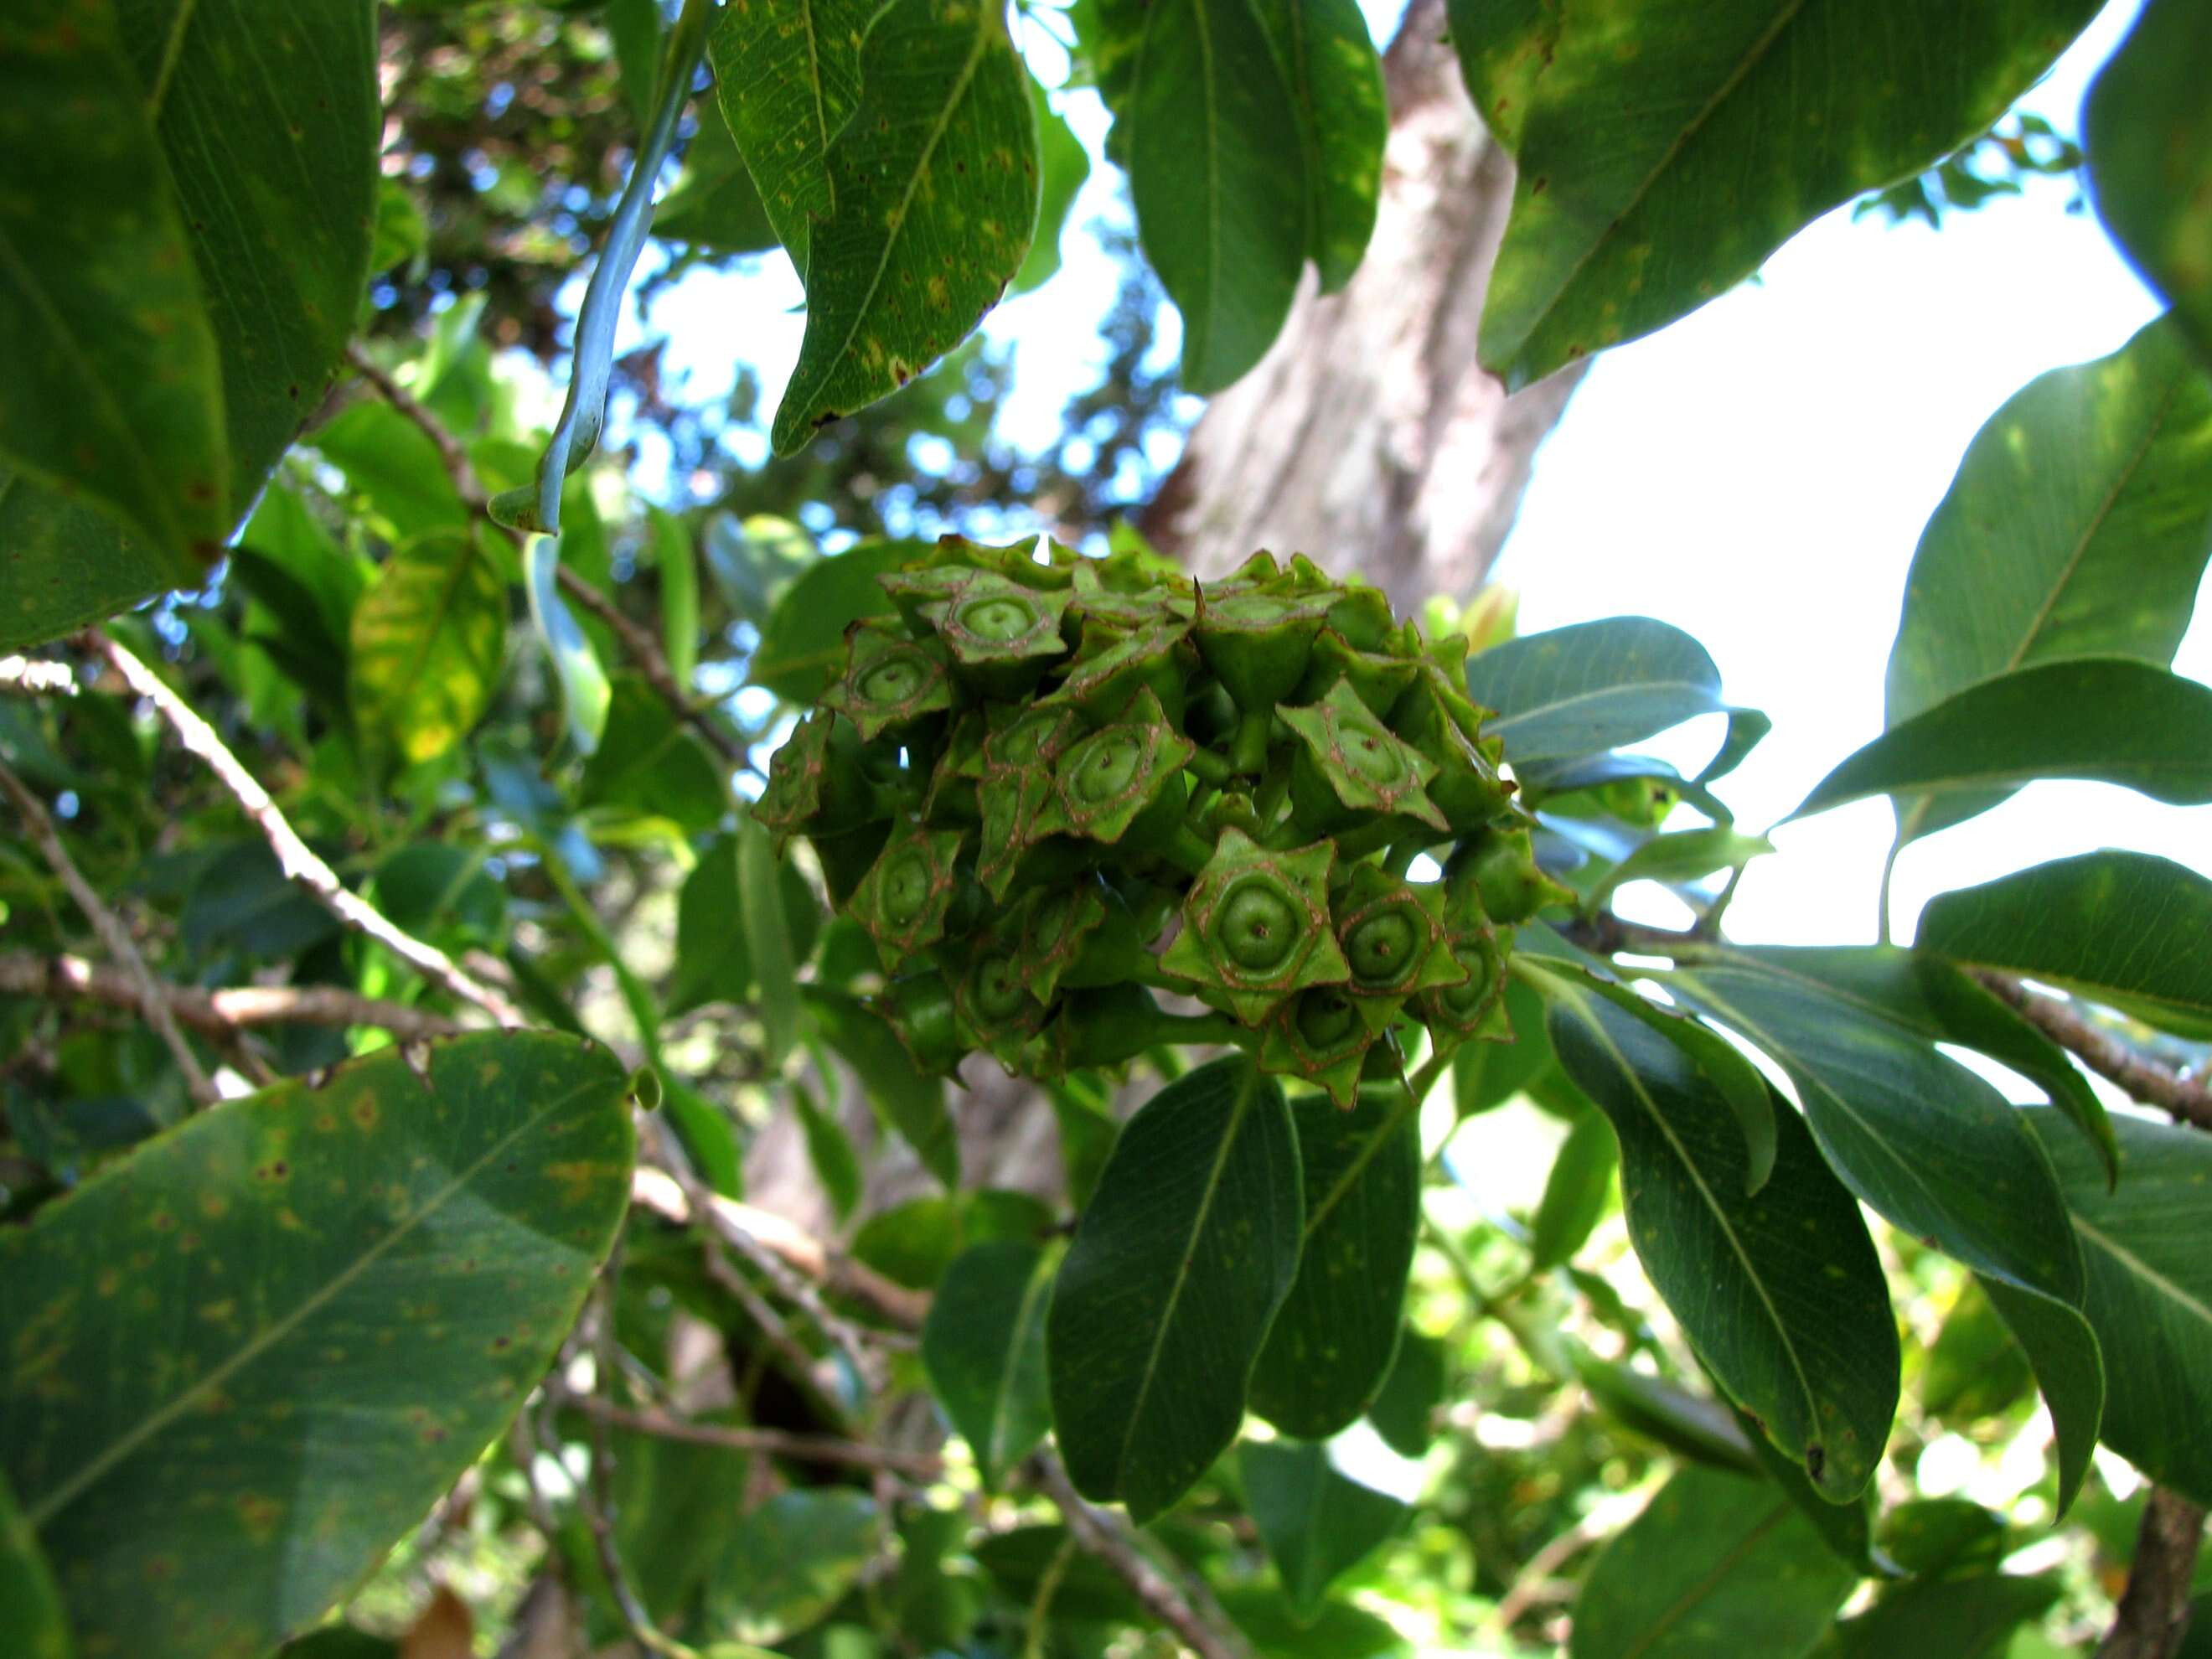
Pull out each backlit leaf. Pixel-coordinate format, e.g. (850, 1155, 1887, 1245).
(1258, 0, 1388, 292)
(1048, 1056, 1304, 1523)
(1463, 618, 1725, 764)
(1011, 77, 1091, 293)
(707, 0, 871, 255)
(350, 530, 508, 768)
(654, 98, 780, 256)
(1242, 1440, 1407, 1619)
(750, 539, 926, 702)
(0, 1033, 634, 1659)
(1367, 1329, 1446, 1458)
(922, 1240, 1055, 1486)
(1531, 1111, 1618, 1269)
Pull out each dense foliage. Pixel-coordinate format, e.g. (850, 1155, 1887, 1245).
(2, 0, 2210, 1656)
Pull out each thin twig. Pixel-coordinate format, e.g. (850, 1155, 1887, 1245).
(557, 1392, 942, 1478)
(0, 950, 463, 1041)
(0, 757, 219, 1105)
(1975, 971, 2212, 1134)
(2097, 1486, 2206, 1659)
(343, 343, 756, 773)
(0, 654, 75, 698)
(85, 632, 526, 1027)
(1026, 1451, 1253, 1659)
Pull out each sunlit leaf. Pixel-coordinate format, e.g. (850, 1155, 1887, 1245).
(707, 0, 871, 256)
(1464, 618, 1725, 764)
(750, 540, 926, 702)
(350, 530, 508, 767)
(1258, 0, 1388, 293)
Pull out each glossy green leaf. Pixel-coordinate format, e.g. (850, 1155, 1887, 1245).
(1445, 0, 1557, 152)
(653, 99, 780, 256)
(854, 1191, 1055, 1289)
(1048, 1056, 1305, 1523)
(1465, 0, 2099, 388)
(804, 987, 959, 1186)
(1886, 317, 2212, 843)
(1124, 0, 1308, 392)
(0, 4, 223, 591)
(1258, 0, 1388, 292)
(705, 1490, 876, 1644)
(1012, 77, 1091, 292)
(1919, 850, 2212, 1040)
(1545, 985, 1898, 1499)
(768, 0, 1038, 453)
(1242, 1440, 1407, 1619)
(922, 1240, 1055, 1486)
(526, 538, 612, 757)
(580, 674, 723, 827)
(1464, 618, 1725, 764)
(739, 818, 800, 1069)
(707, 0, 871, 256)
(749, 540, 924, 701)
(1249, 1088, 1420, 1439)
(1798, 659, 2212, 819)
(0, 1033, 634, 1659)
(1589, 826, 1773, 908)
(1367, 1328, 1446, 1458)
(313, 403, 472, 542)
(1570, 1467, 1858, 1659)
(0, 1470, 70, 1659)
(350, 530, 508, 768)
(650, 505, 700, 689)
(1663, 959, 2103, 1509)
(1827, 1571, 2061, 1659)
(1568, 1344, 1758, 1474)
(1531, 1111, 1619, 1269)
(2030, 1109, 2212, 1506)
(2088, 0, 2212, 364)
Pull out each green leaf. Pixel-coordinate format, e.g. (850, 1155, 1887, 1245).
(373, 845, 506, 946)
(1452, 976, 1553, 1115)
(855, 1191, 1056, 1290)
(602, 1419, 750, 1622)
(804, 988, 959, 1186)
(1012, 77, 1092, 292)
(0, 1033, 634, 1659)
(1248, 1088, 1420, 1439)
(1827, 1571, 2062, 1659)
(749, 539, 925, 701)
(526, 538, 613, 757)
(2029, 1109, 2212, 1507)
(1048, 1056, 1305, 1523)
(1885, 317, 2212, 844)
(1124, 0, 1309, 392)
(312, 403, 472, 542)
(2088, 0, 2212, 365)
(1919, 850, 2212, 1040)
(654, 98, 780, 256)
(1463, 618, 1725, 764)
(1465, 0, 2099, 388)
(0, 480, 181, 654)
(1589, 825, 1773, 909)
(768, 0, 1039, 453)
(1257, 0, 1388, 293)
(1544, 985, 1898, 1500)
(738, 818, 800, 1070)
(580, 674, 724, 827)
(1444, 0, 1558, 151)
(922, 1240, 1055, 1486)
(650, 505, 700, 690)
(1725, 1396, 1877, 1572)
(705, 1490, 877, 1645)
(349, 530, 508, 768)
(669, 834, 820, 1016)
(1366, 1328, 1446, 1457)
(1531, 1111, 1618, 1269)
(1798, 659, 2212, 819)
(0, 3, 224, 577)
(1662, 958, 2103, 1510)
(1567, 1344, 1758, 1474)
(0, 1470, 70, 1659)
(1570, 1468, 1858, 1659)
(1241, 1440, 1407, 1620)
(974, 1526, 1144, 1623)
(1920, 1281, 2034, 1426)
(790, 1082, 861, 1222)
(707, 0, 871, 256)
(1217, 1586, 1410, 1659)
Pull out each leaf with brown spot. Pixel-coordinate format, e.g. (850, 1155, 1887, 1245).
(0, 1033, 633, 1659)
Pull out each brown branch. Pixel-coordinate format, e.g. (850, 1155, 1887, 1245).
(1975, 972, 2212, 1134)
(557, 1392, 942, 1478)
(343, 344, 756, 773)
(0, 654, 75, 698)
(1026, 1451, 1253, 1659)
(0, 758, 219, 1105)
(0, 950, 464, 1041)
(2098, 1486, 2206, 1659)
(85, 633, 526, 1027)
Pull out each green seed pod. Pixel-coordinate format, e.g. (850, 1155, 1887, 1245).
(1323, 582, 1398, 653)
(971, 705, 1083, 900)
(873, 969, 965, 1078)
(1389, 654, 1515, 830)
(1033, 983, 1171, 1074)
(1191, 569, 1331, 717)
(1332, 865, 1465, 1033)
(1457, 824, 1573, 925)
(1059, 884, 1150, 990)
(916, 569, 1073, 695)
(1296, 627, 1422, 714)
(811, 819, 892, 909)
(1258, 986, 1376, 1110)
(1010, 881, 1109, 1003)
(1042, 615, 1195, 723)
(848, 820, 965, 971)
(952, 940, 1051, 1071)
(1160, 827, 1349, 1025)
(755, 711, 875, 845)
(1415, 923, 1512, 1047)
(820, 618, 954, 742)
(1280, 680, 1449, 834)
(1072, 547, 1197, 627)
(1036, 686, 1196, 845)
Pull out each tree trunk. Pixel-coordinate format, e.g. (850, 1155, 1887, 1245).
(1140, 0, 1582, 617)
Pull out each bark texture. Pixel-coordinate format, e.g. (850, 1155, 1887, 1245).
(1140, 0, 1583, 616)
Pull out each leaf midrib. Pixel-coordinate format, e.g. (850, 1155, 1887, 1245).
(1617, 1500, 1796, 1659)
(1481, 677, 1716, 743)
(2074, 1213, 2212, 1330)
(987, 1255, 1053, 1478)
(26, 1067, 609, 1530)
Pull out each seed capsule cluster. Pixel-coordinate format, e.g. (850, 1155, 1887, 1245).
(760, 536, 1554, 1105)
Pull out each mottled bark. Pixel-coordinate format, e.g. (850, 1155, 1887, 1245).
(2097, 1487, 2206, 1659)
(1141, 0, 1581, 615)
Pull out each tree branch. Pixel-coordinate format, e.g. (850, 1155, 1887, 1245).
(555, 1391, 943, 1478)
(0, 950, 463, 1041)
(0, 654, 75, 698)
(85, 632, 527, 1028)
(1975, 972, 2212, 1134)
(343, 344, 755, 773)
(2098, 1486, 2206, 1659)
(0, 758, 219, 1105)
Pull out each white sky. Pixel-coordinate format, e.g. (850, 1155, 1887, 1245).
(631, 0, 2206, 953)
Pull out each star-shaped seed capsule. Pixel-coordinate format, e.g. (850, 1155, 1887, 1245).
(1160, 827, 1349, 1025)
(848, 821, 965, 972)
(1258, 986, 1380, 1110)
(819, 618, 954, 741)
(1280, 680, 1449, 832)
(1036, 686, 1195, 845)
(1331, 864, 1466, 1034)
